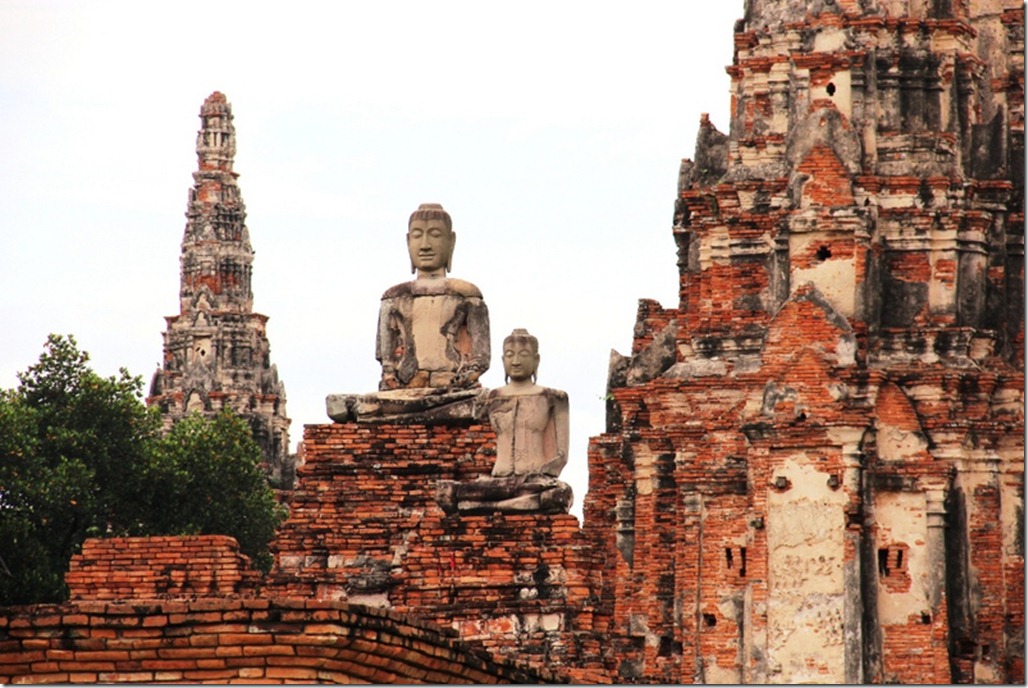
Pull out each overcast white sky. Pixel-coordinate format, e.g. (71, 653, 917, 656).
(1, 2, 742, 518)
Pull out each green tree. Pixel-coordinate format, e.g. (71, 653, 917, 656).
(148, 409, 286, 572)
(0, 334, 160, 604)
(0, 335, 285, 605)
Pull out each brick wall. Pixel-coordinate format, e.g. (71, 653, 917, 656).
(65, 536, 261, 601)
(0, 599, 556, 684)
(2, 421, 609, 683)
(585, 0, 1024, 680)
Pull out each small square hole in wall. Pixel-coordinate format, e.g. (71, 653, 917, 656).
(877, 544, 912, 592)
(725, 546, 747, 577)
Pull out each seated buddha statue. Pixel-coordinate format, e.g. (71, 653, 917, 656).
(326, 203, 491, 422)
(437, 328, 573, 515)
(376, 202, 490, 390)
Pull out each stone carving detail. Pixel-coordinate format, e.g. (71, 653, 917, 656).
(437, 329, 573, 514)
(327, 203, 491, 423)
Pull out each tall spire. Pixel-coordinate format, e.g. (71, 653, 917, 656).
(149, 92, 294, 488)
(179, 91, 252, 316)
(196, 91, 235, 173)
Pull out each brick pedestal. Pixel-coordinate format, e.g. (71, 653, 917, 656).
(267, 421, 608, 679)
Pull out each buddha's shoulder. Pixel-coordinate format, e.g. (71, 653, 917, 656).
(383, 278, 483, 299)
(485, 385, 567, 401)
(381, 281, 413, 300)
(543, 387, 569, 403)
(444, 278, 483, 298)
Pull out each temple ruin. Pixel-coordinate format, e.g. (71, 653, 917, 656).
(586, 0, 1025, 681)
(0, 1, 1023, 683)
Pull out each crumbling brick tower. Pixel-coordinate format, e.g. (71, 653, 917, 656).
(148, 92, 294, 487)
(583, 0, 1024, 684)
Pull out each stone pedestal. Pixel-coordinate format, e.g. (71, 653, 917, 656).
(436, 474, 573, 515)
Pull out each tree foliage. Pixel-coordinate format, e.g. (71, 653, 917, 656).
(147, 411, 285, 572)
(0, 335, 285, 605)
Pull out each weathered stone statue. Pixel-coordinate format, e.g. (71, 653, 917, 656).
(327, 203, 491, 422)
(485, 328, 569, 478)
(377, 202, 490, 390)
(437, 329, 573, 514)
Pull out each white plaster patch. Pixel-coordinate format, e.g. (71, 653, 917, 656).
(991, 385, 1023, 414)
(347, 592, 390, 608)
(836, 336, 856, 366)
(811, 69, 852, 120)
(791, 259, 856, 318)
(874, 491, 929, 625)
(813, 28, 847, 52)
(539, 613, 562, 632)
(878, 192, 921, 209)
(666, 359, 729, 378)
(635, 445, 654, 496)
(905, 384, 943, 402)
(970, 336, 996, 361)
(718, 594, 742, 622)
(765, 455, 849, 683)
(700, 226, 732, 267)
(878, 425, 928, 462)
(704, 661, 741, 685)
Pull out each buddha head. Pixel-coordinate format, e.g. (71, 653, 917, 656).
(502, 328, 540, 384)
(407, 203, 455, 277)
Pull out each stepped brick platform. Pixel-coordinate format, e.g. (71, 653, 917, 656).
(267, 421, 608, 681)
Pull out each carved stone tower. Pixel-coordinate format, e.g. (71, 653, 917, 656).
(148, 92, 293, 487)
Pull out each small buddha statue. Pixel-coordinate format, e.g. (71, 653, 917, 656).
(484, 328, 569, 478)
(436, 329, 573, 515)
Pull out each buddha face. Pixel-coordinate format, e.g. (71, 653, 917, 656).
(503, 340, 540, 383)
(408, 218, 454, 276)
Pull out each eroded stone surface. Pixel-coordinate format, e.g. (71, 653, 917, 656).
(377, 203, 490, 391)
(326, 388, 481, 424)
(437, 474, 573, 515)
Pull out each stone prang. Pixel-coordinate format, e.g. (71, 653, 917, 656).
(591, 1, 1024, 683)
(147, 92, 294, 487)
